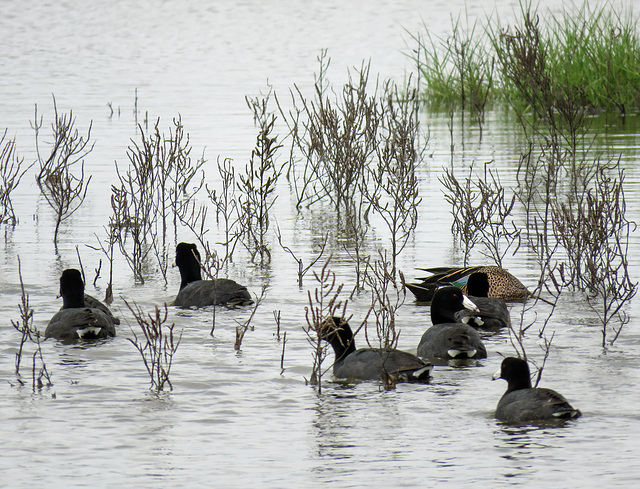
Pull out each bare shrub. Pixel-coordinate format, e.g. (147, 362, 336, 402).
(111, 117, 204, 283)
(553, 161, 637, 346)
(238, 90, 282, 265)
(276, 225, 328, 287)
(361, 252, 405, 390)
(277, 51, 378, 219)
(304, 256, 348, 393)
(205, 156, 242, 265)
(441, 161, 520, 266)
(125, 301, 182, 392)
(234, 285, 267, 351)
(364, 77, 422, 278)
(362, 251, 403, 352)
(11, 258, 52, 390)
(1, 130, 32, 225)
(33, 97, 93, 244)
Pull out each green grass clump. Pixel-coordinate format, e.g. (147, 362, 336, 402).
(407, 12, 495, 112)
(543, 2, 640, 114)
(409, 1, 640, 116)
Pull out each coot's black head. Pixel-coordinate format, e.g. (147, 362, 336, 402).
(59, 268, 86, 309)
(318, 317, 356, 360)
(430, 286, 479, 324)
(175, 242, 203, 287)
(466, 272, 491, 298)
(494, 357, 533, 393)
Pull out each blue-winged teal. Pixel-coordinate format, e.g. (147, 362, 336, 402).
(406, 266, 529, 302)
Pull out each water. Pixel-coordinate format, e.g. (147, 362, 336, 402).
(2, 0, 640, 487)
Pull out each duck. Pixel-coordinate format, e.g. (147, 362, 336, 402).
(455, 272, 511, 329)
(174, 242, 253, 308)
(406, 266, 529, 302)
(493, 357, 582, 423)
(417, 286, 487, 361)
(319, 317, 432, 382)
(45, 269, 116, 341)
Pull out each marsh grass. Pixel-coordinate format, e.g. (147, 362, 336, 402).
(406, 12, 495, 115)
(409, 1, 640, 116)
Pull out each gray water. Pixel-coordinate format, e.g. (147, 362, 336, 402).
(2, 1, 640, 487)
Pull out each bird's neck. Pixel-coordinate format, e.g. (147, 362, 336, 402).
(328, 330, 357, 362)
(63, 290, 85, 309)
(507, 376, 532, 393)
(180, 269, 203, 289)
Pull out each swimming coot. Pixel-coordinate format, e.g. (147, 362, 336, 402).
(319, 317, 432, 382)
(174, 242, 253, 308)
(417, 286, 487, 361)
(45, 269, 116, 341)
(493, 357, 582, 422)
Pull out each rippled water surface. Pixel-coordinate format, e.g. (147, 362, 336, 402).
(2, 1, 640, 487)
